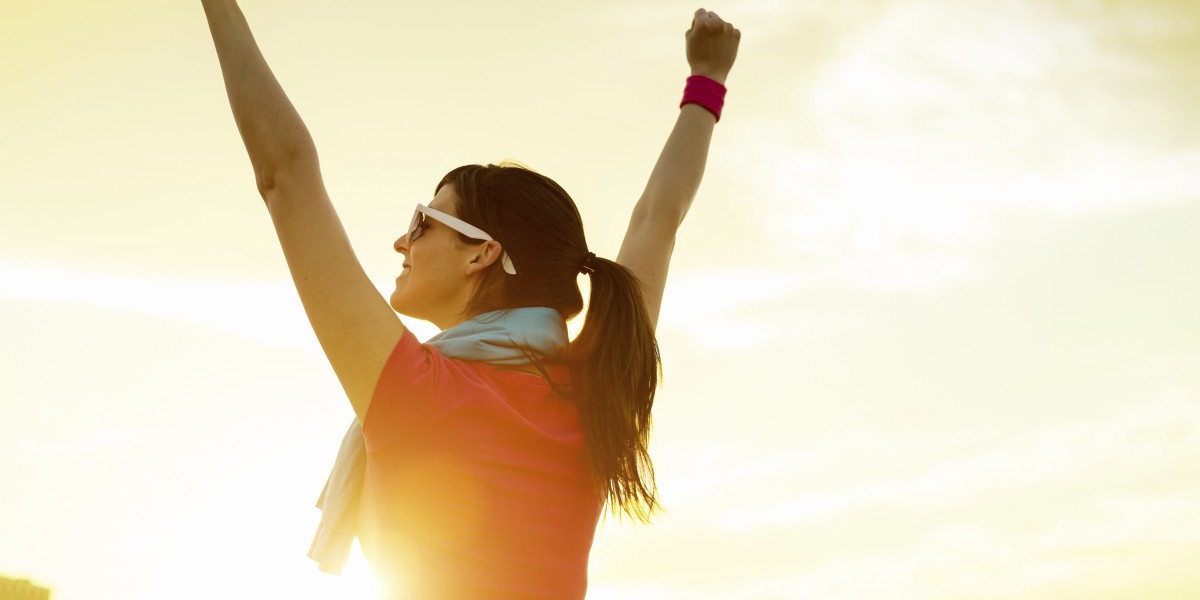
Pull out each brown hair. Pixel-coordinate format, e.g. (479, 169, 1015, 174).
(436, 160, 662, 524)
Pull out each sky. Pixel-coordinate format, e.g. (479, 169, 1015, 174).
(2, 0, 1200, 598)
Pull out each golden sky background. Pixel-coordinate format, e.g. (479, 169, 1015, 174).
(2, 0, 1199, 598)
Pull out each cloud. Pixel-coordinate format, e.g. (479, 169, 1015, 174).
(6, 426, 146, 458)
(589, 0, 861, 35)
(654, 266, 862, 351)
(658, 268, 806, 323)
(0, 257, 443, 349)
(720, 0, 1200, 294)
(1034, 493, 1200, 551)
(587, 582, 691, 600)
(723, 489, 1200, 600)
(0, 258, 318, 349)
(711, 385, 1199, 532)
(652, 428, 978, 513)
(591, 484, 1200, 600)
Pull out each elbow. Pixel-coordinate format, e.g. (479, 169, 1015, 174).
(632, 198, 692, 231)
(255, 170, 277, 198)
(254, 140, 319, 197)
(255, 168, 289, 201)
(629, 212, 686, 241)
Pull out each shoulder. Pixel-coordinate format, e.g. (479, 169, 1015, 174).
(483, 361, 571, 384)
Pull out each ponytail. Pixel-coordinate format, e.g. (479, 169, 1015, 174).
(436, 161, 664, 523)
(566, 255, 663, 523)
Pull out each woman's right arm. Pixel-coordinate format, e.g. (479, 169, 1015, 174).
(201, 0, 317, 192)
(616, 9, 740, 330)
(202, 0, 406, 423)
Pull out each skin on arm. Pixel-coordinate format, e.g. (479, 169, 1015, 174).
(201, 0, 405, 422)
(617, 9, 741, 330)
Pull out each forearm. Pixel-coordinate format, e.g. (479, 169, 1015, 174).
(634, 102, 716, 228)
(202, 0, 315, 187)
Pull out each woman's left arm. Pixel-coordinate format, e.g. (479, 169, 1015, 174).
(201, 0, 405, 423)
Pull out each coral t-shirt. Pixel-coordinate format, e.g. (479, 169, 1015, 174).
(360, 326, 604, 599)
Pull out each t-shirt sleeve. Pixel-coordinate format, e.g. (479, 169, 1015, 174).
(362, 326, 462, 452)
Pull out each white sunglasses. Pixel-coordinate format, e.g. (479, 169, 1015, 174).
(405, 203, 517, 275)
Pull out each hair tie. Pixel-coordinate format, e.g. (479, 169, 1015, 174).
(579, 251, 597, 275)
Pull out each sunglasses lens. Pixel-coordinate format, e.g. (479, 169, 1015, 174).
(406, 211, 423, 244)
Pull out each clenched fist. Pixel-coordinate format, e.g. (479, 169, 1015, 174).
(686, 8, 740, 85)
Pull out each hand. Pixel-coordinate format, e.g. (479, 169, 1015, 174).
(685, 8, 741, 85)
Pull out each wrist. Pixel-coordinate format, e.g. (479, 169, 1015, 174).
(689, 70, 728, 85)
(680, 74, 727, 122)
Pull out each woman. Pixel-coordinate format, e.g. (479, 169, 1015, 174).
(201, 2, 740, 598)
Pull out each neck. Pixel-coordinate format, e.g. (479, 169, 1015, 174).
(430, 286, 479, 331)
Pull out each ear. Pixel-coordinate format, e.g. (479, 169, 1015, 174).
(464, 240, 503, 276)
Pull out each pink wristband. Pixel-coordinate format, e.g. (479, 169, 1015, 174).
(679, 75, 727, 122)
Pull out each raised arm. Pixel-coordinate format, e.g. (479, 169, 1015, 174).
(201, 0, 316, 193)
(201, 1, 404, 422)
(616, 9, 741, 330)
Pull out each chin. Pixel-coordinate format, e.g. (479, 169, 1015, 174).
(389, 293, 420, 320)
(388, 290, 405, 314)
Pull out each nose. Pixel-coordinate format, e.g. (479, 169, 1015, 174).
(394, 236, 409, 254)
